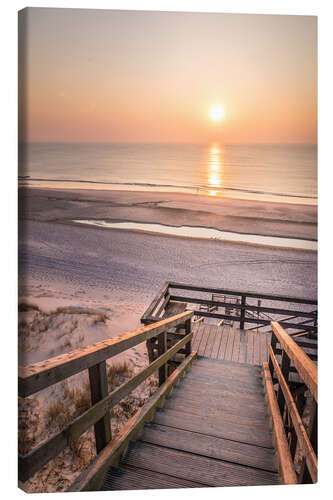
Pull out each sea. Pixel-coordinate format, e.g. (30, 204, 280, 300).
(18, 142, 317, 205)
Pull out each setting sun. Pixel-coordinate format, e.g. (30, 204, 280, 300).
(210, 106, 224, 121)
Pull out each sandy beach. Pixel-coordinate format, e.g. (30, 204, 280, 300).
(18, 186, 317, 492)
(19, 186, 317, 362)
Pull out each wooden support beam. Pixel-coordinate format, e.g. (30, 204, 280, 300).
(239, 295, 246, 329)
(269, 347, 317, 483)
(158, 332, 167, 386)
(277, 351, 291, 414)
(262, 362, 297, 485)
(185, 318, 191, 356)
(89, 361, 112, 454)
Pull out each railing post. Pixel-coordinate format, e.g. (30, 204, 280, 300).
(290, 388, 306, 459)
(158, 331, 167, 386)
(240, 295, 246, 329)
(88, 361, 112, 454)
(277, 351, 291, 414)
(269, 332, 277, 376)
(185, 318, 191, 356)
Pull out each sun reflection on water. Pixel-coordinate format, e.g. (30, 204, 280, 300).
(207, 143, 224, 196)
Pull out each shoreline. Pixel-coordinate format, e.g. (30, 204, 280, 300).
(18, 178, 317, 206)
(19, 186, 317, 244)
(19, 179, 317, 206)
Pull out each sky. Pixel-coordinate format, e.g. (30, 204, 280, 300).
(19, 8, 317, 144)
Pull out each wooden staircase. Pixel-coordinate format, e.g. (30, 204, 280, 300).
(101, 356, 280, 490)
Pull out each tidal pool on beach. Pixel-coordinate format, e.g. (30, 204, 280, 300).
(73, 220, 317, 251)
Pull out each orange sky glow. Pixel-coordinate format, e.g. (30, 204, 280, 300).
(19, 9, 317, 144)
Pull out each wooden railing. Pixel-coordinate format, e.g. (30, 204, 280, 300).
(141, 281, 317, 335)
(263, 321, 317, 484)
(18, 310, 194, 487)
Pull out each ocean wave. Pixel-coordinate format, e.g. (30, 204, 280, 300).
(18, 176, 318, 200)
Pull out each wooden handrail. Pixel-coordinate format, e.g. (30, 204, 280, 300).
(271, 321, 317, 402)
(18, 310, 194, 483)
(262, 363, 297, 484)
(269, 347, 317, 483)
(141, 282, 317, 334)
(19, 310, 193, 397)
(169, 295, 316, 319)
(18, 331, 193, 482)
(168, 282, 317, 305)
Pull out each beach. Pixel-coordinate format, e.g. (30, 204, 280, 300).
(19, 187, 317, 345)
(18, 185, 317, 492)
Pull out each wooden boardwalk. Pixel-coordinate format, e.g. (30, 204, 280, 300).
(18, 310, 317, 490)
(102, 356, 280, 490)
(192, 323, 271, 365)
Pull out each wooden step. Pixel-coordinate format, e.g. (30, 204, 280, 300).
(170, 387, 270, 418)
(175, 380, 266, 404)
(165, 391, 270, 419)
(102, 464, 204, 490)
(153, 408, 274, 448)
(121, 442, 279, 487)
(140, 423, 278, 473)
(162, 400, 270, 428)
(184, 370, 265, 394)
(195, 356, 262, 373)
(186, 365, 262, 386)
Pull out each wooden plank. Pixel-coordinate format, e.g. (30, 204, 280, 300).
(88, 361, 112, 453)
(155, 292, 170, 318)
(271, 321, 317, 402)
(191, 323, 203, 351)
(123, 442, 279, 487)
(218, 326, 230, 360)
(269, 347, 317, 483)
(182, 371, 264, 394)
(203, 325, 216, 357)
(18, 333, 193, 483)
(262, 362, 297, 485)
(239, 328, 247, 363)
(195, 355, 262, 370)
(259, 332, 269, 364)
(162, 402, 271, 429)
(18, 310, 193, 397)
(210, 326, 223, 358)
(246, 330, 254, 365)
(102, 465, 204, 490)
(172, 381, 266, 405)
(153, 408, 274, 448)
(68, 351, 197, 492)
(141, 423, 278, 472)
(194, 357, 262, 380)
(231, 328, 241, 362)
(253, 330, 261, 365)
(171, 387, 270, 419)
(197, 324, 210, 356)
(141, 281, 169, 320)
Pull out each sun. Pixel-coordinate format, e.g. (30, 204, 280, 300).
(210, 106, 224, 121)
